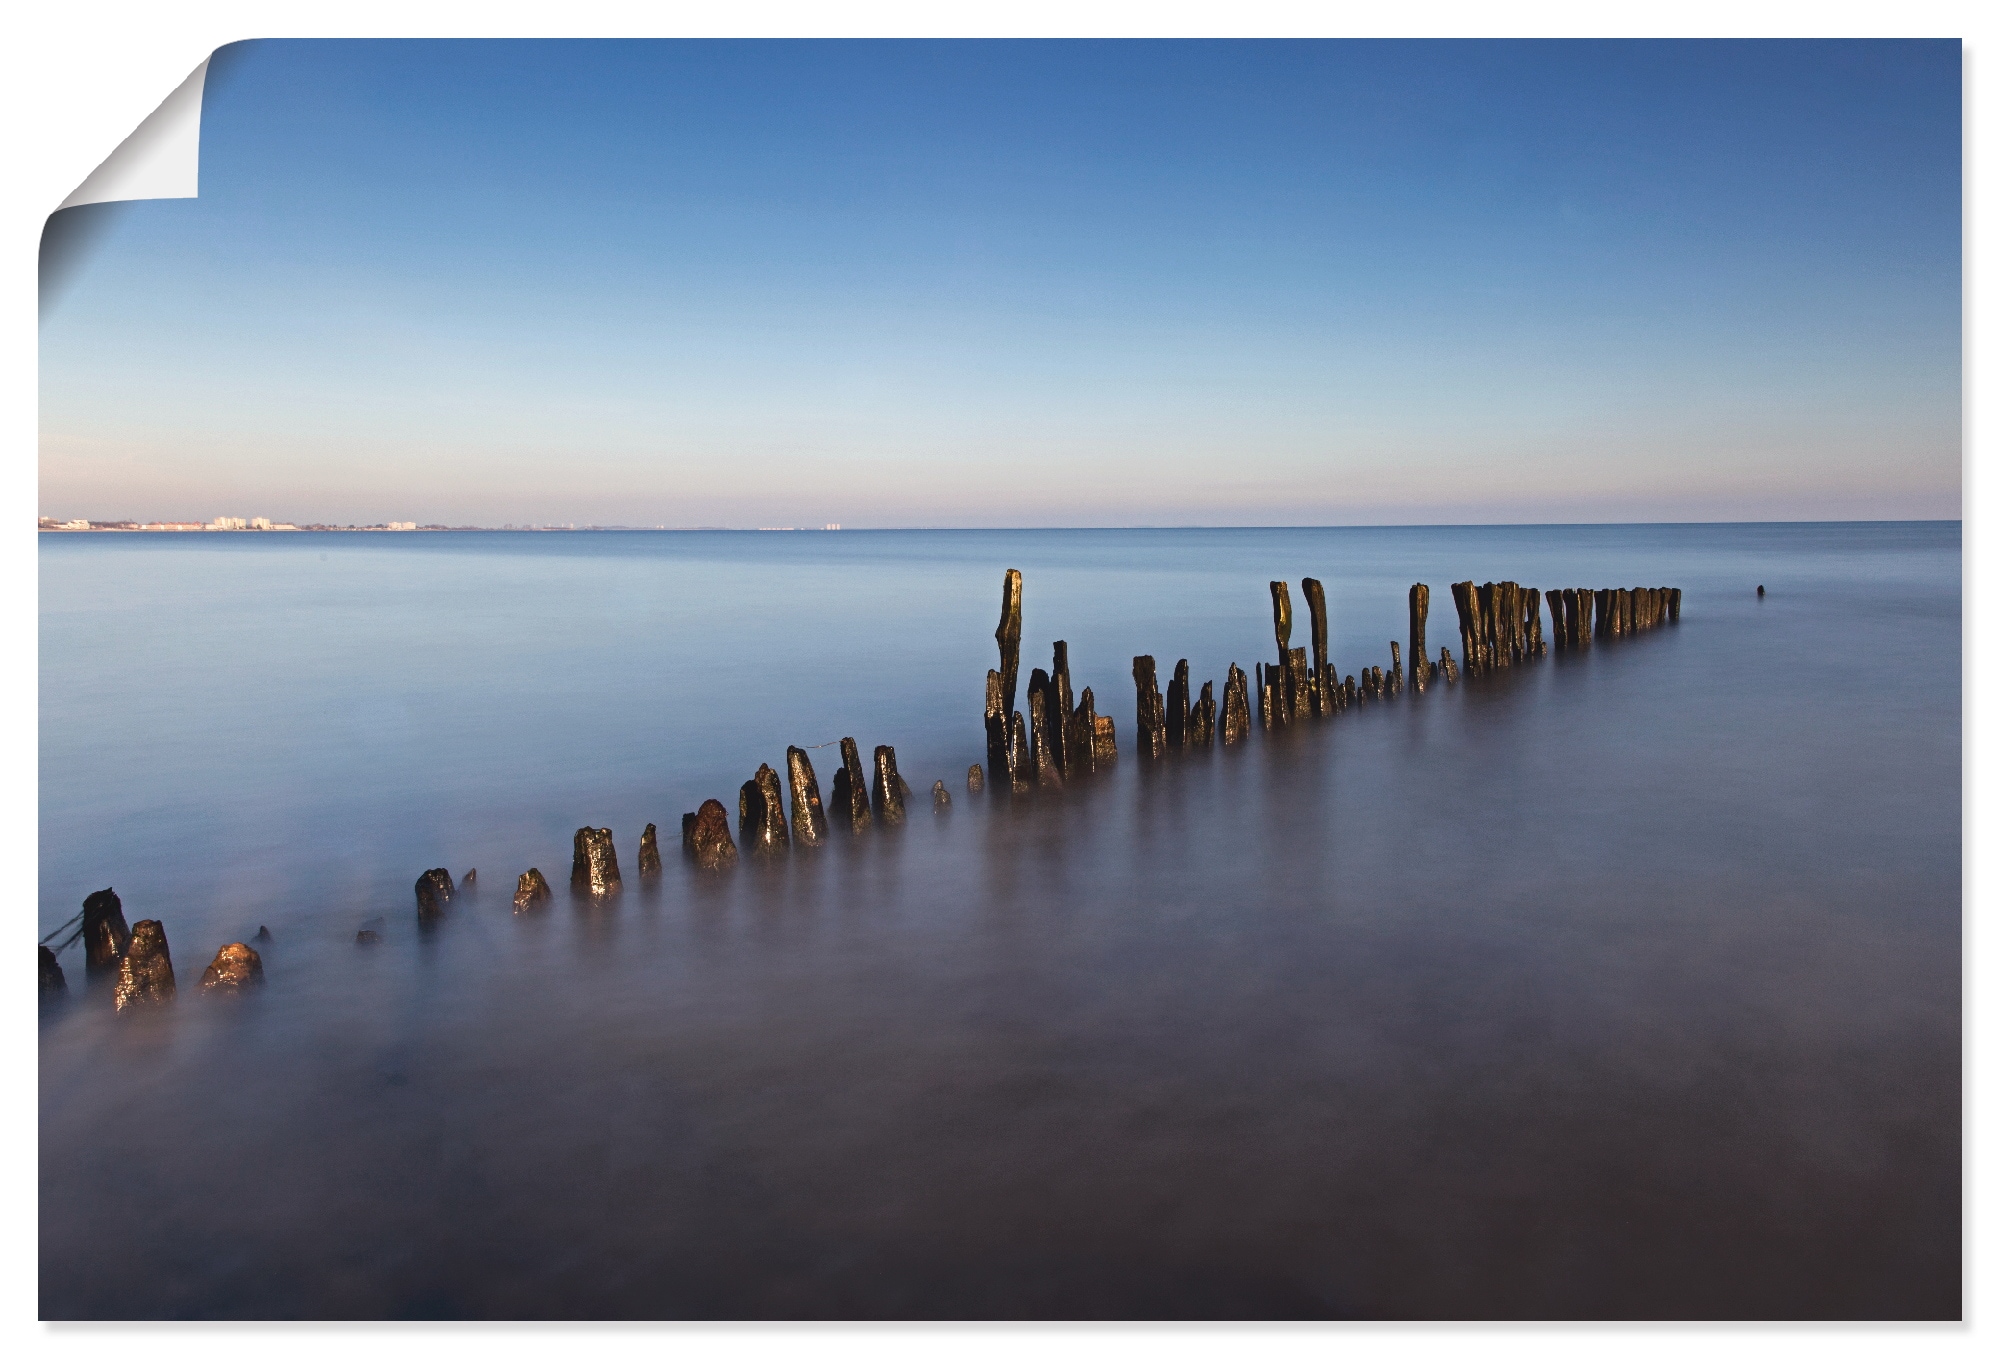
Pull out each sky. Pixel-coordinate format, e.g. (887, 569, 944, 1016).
(38, 39, 1962, 527)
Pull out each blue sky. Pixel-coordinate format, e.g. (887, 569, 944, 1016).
(38, 39, 1961, 526)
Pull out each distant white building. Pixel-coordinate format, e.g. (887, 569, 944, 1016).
(61, 519, 89, 531)
(387, 521, 417, 531)
(209, 516, 247, 531)
(250, 517, 272, 530)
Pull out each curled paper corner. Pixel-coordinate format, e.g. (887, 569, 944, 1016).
(60, 55, 211, 209)
(42, 54, 212, 322)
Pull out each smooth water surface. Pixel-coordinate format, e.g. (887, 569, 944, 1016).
(39, 524, 1961, 1318)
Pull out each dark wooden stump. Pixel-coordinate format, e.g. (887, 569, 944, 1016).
(638, 823, 663, 879)
(199, 942, 264, 994)
(967, 763, 986, 793)
(415, 868, 456, 921)
(1133, 655, 1167, 757)
(871, 745, 909, 824)
(513, 868, 553, 913)
(1028, 676, 1063, 786)
(995, 568, 1023, 719)
(81, 888, 130, 978)
(1069, 687, 1098, 776)
(787, 746, 828, 846)
(1221, 663, 1250, 743)
(1303, 577, 1333, 714)
(41, 945, 66, 995)
(1166, 659, 1190, 747)
(739, 764, 790, 855)
(688, 799, 739, 868)
(570, 829, 621, 896)
(114, 920, 175, 1012)
(831, 737, 874, 831)
(1189, 679, 1216, 745)
(1408, 584, 1429, 691)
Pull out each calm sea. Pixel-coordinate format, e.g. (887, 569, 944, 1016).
(38, 523, 1961, 1319)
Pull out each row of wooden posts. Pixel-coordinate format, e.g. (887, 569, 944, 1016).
(40, 570, 1680, 1008)
(983, 570, 1682, 789)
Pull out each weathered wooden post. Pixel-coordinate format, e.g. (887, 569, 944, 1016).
(831, 737, 874, 831)
(985, 670, 1011, 791)
(1669, 588, 1682, 623)
(1221, 663, 1250, 743)
(687, 800, 739, 867)
(1525, 588, 1545, 656)
(787, 746, 828, 846)
(1070, 688, 1098, 776)
(198, 942, 264, 994)
(415, 868, 456, 921)
(638, 824, 663, 880)
(40, 945, 66, 995)
(932, 780, 951, 812)
(1051, 641, 1075, 774)
(1390, 641, 1404, 695)
(1302, 577, 1333, 714)
(1167, 659, 1190, 747)
(114, 920, 175, 1012)
(513, 868, 553, 912)
(995, 568, 1023, 719)
(1133, 655, 1167, 756)
(1450, 582, 1479, 675)
(967, 763, 985, 793)
(1285, 647, 1310, 717)
(81, 888, 130, 977)
(1270, 581, 1295, 718)
(739, 764, 791, 855)
(571, 828, 622, 896)
(1007, 711, 1031, 792)
(1190, 680, 1216, 745)
(1439, 648, 1459, 682)
(1407, 584, 1430, 691)
(1028, 671, 1062, 786)
(872, 746, 910, 823)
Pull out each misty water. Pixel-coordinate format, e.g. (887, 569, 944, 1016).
(38, 524, 1960, 1319)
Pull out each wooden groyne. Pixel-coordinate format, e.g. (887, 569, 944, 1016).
(40, 566, 1679, 1007)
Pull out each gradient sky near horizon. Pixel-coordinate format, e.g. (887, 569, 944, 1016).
(40, 39, 1961, 527)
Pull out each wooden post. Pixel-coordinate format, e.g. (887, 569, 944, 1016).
(81, 888, 131, 977)
(1071, 687, 1099, 776)
(512, 868, 553, 912)
(1167, 659, 1190, 747)
(113, 920, 175, 1012)
(1028, 673, 1062, 786)
(1450, 582, 1479, 675)
(638, 823, 663, 879)
(1221, 663, 1250, 744)
(570, 828, 622, 895)
(1132, 655, 1167, 756)
(1190, 680, 1216, 745)
(739, 763, 791, 855)
(995, 568, 1023, 718)
(1669, 588, 1682, 623)
(416, 867, 456, 920)
(787, 746, 828, 846)
(984, 669, 1012, 793)
(831, 737, 874, 831)
(871, 745, 909, 824)
(1407, 584, 1429, 691)
(1303, 577, 1332, 714)
(1270, 581, 1294, 717)
(687, 799, 739, 868)
(1390, 641, 1404, 695)
(1051, 641, 1075, 774)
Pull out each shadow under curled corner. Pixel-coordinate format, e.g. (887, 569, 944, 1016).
(40, 202, 135, 322)
(40, 46, 229, 324)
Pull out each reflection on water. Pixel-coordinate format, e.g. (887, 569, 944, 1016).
(39, 524, 1959, 1318)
